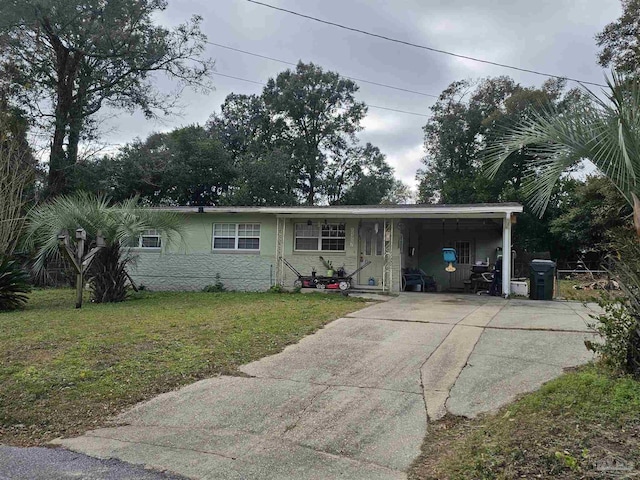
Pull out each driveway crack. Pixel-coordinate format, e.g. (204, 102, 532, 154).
(246, 373, 422, 396)
(419, 302, 504, 422)
(282, 385, 330, 435)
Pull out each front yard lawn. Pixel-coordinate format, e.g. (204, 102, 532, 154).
(410, 364, 640, 479)
(0, 289, 365, 446)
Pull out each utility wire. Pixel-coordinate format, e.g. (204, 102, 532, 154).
(207, 41, 438, 98)
(245, 0, 607, 88)
(211, 72, 430, 117)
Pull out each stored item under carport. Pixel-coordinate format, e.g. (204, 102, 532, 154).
(280, 257, 371, 291)
(529, 259, 556, 300)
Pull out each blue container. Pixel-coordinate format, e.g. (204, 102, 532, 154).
(442, 248, 457, 263)
(368, 277, 376, 286)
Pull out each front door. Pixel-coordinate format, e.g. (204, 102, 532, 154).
(358, 221, 385, 287)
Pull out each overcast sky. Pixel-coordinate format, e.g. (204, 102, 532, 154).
(96, 0, 621, 189)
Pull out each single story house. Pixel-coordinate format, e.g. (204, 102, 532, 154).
(128, 203, 523, 296)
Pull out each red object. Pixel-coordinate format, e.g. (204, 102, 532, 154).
(326, 282, 340, 289)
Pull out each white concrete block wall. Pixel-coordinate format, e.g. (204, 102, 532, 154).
(130, 252, 276, 291)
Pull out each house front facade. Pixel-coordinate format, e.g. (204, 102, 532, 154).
(129, 203, 523, 296)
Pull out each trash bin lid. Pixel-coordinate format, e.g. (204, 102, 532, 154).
(530, 259, 556, 272)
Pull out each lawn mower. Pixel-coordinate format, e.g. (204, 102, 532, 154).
(280, 257, 371, 291)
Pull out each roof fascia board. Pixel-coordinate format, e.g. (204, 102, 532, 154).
(154, 205, 524, 216)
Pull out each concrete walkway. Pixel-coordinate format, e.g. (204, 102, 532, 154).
(53, 294, 598, 479)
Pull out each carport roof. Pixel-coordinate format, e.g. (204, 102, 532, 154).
(154, 203, 523, 219)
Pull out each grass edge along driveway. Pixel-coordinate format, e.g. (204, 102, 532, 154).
(0, 289, 365, 446)
(409, 363, 640, 479)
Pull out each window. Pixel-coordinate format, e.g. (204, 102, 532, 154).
(375, 228, 384, 256)
(213, 223, 260, 251)
(295, 223, 346, 251)
(126, 229, 161, 249)
(455, 241, 471, 264)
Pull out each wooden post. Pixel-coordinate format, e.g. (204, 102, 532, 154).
(75, 228, 86, 309)
(57, 228, 104, 309)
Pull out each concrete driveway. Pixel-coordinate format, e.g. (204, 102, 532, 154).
(54, 294, 598, 479)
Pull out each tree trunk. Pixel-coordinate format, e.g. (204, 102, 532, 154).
(307, 181, 315, 205)
(48, 61, 71, 197)
(66, 100, 84, 182)
(43, 22, 82, 198)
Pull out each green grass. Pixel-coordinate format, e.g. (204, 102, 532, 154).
(0, 289, 365, 446)
(409, 364, 640, 479)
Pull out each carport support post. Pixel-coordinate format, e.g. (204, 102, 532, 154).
(502, 213, 512, 298)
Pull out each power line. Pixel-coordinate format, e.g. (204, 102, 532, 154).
(213, 71, 266, 86)
(207, 41, 438, 98)
(245, 0, 607, 88)
(211, 72, 430, 117)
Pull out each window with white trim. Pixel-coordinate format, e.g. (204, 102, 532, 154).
(213, 223, 261, 251)
(294, 223, 346, 251)
(126, 229, 161, 249)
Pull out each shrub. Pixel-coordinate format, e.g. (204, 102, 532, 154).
(203, 274, 226, 293)
(587, 231, 640, 376)
(587, 299, 637, 373)
(0, 256, 31, 311)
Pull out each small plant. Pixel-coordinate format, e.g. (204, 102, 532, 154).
(0, 256, 31, 311)
(554, 450, 580, 472)
(268, 284, 285, 293)
(587, 298, 638, 373)
(203, 273, 226, 293)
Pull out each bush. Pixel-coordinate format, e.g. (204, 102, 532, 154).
(587, 299, 638, 373)
(587, 230, 640, 376)
(203, 274, 226, 293)
(0, 256, 31, 311)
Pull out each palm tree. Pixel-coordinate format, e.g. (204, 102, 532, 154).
(484, 72, 640, 233)
(25, 192, 183, 302)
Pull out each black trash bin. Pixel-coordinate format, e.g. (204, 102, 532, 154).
(529, 260, 556, 300)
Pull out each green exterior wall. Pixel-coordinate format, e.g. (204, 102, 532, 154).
(129, 213, 277, 291)
(129, 212, 499, 293)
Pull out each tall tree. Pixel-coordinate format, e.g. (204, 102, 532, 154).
(381, 180, 415, 205)
(550, 176, 631, 256)
(75, 125, 234, 206)
(76, 64, 397, 207)
(324, 143, 394, 205)
(0, 0, 212, 197)
(596, 0, 640, 78)
(416, 77, 519, 204)
(262, 62, 366, 205)
(208, 93, 298, 205)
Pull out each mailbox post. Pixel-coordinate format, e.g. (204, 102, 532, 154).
(57, 228, 105, 308)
